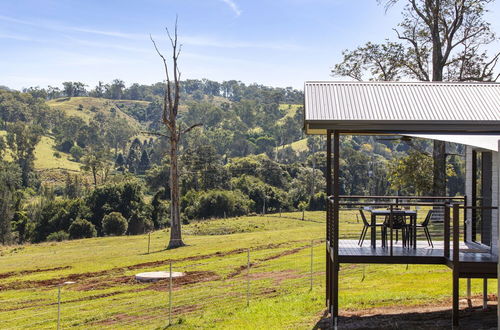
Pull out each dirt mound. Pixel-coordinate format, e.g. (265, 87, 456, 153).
(0, 266, 71, 280)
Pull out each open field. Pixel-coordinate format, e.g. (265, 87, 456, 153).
(34, 136, 81, 171)
(0, 211, 496, 329)
(46, 97, 146, 129)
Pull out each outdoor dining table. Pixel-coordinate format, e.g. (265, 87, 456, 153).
(368, 209, 417, 249)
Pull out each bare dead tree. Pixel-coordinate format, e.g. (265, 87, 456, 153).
(150, 18, 202, 249)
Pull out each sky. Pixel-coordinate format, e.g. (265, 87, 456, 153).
(1, 0, 500, 90)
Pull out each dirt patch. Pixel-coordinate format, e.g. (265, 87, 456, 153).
(0, 241, 314, 291)
(250, 269, 305, 285)
(72, 276, 135, 291)
(315, 298, 498, 330)
(147, 271, 220, 291)
(92, 311, 159, 326)
(227, 244, 313, 279)
(0, 266, 71, 280)
(0, 269, 114, 290)
(92, 304, 200, 326)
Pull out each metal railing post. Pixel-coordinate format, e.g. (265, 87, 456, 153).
(389, 204, 393, 256)
(444, 204, 450, 259)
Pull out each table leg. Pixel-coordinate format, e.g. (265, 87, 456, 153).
(413, 215, 417, 249)
(371, 214, 376, 249)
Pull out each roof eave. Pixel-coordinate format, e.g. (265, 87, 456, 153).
(305, 120, 500, 135)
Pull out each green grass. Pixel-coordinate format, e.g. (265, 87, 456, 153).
(0, 211, 494, 329)
(46, 97, 146, 130)
(34, 136, 81, 171)
(278, 104, 302, 125)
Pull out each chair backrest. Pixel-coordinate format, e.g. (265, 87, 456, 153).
(421, 210, 434, 226)
(384, 212, 407, 229)
(359, 210, 370, 226)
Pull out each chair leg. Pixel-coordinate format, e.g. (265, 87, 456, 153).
(359, 226, 368, 246)
(358, 226, 366, 245)
(425, 227, 433, 248)
(381, 227, 386, 247)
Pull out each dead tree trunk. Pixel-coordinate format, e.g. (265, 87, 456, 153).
(151, 19, 201, 249)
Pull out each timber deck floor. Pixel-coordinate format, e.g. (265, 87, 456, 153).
(337, 239, 498, 267)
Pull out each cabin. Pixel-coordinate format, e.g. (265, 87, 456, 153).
(303, 81, 500, 327)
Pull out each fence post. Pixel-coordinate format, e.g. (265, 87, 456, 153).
(247, 249, 250, 307)
(310, 240, 314, 291)
(57, 286, 61, 330)
(169, 261, 172, 326)
(148, 232, 151, 254)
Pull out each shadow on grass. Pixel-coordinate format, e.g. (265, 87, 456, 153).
(313, 306, 497, 330)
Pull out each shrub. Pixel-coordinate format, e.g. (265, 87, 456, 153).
(70, 145, 84, 161)
(102, 212, 128, 236)
(128, 211, 153, 235)
(308, 192, 327, 211)
(46, 230, 69, 242)
(58, 139, 74, 153)
(68, 219, 96, 239)
(86, 181, 147, 233)
(33, 198, 90, 242)
(183, 190, 253, 219)
(53, 151, 61, 158)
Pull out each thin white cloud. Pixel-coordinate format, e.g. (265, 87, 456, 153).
(0, 14, 302, 51)
(220, 0, 242, 17)
(0, 33, 34, 41)
(181, 35, 303, 51)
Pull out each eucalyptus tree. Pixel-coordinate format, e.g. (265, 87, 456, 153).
(333, 0, 499, 196)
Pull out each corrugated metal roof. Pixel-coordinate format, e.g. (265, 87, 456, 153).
(304, 81, 500, 134)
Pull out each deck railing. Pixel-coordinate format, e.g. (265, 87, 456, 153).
(327, 195, 466, 258)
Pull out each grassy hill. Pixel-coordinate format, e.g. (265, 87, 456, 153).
(0, 211, 490, 329)
(46, 97, 147, 130)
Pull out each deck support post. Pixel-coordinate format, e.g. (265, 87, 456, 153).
(482, 278, 488, 310)
(452, 204, 460, 328)
(326, 130, 332, 308)
(466, 278, 472, 308)
(444, 204, 450, 259)
(331, 130, 340, 319)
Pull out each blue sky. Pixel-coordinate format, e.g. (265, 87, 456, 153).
(1, 0, 500, 90)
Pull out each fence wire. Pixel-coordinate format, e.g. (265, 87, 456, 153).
(0, 236, 326, 329)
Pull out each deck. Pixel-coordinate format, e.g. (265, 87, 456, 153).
(335, 239, 497, 277)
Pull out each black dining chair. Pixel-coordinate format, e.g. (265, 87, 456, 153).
(382, 212, 409, 248)
(358, 209, 385, 246)
(415, 210, 434, 248)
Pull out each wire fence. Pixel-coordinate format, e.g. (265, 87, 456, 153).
(0, 237, 326, 329)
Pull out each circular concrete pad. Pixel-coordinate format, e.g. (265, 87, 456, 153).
(135, 271, 185, 282)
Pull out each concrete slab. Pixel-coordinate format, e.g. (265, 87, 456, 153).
(135, 271, 185, 282)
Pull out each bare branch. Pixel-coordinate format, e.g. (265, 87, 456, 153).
(141, 131, 169, 138)
(181, 123, 203, 136)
